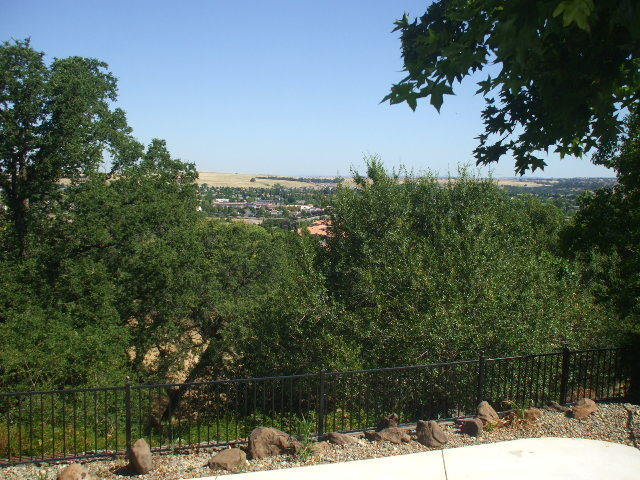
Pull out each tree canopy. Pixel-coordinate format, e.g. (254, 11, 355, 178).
(0, 38, 633, 399)
(384, 1, 640, 174)
(321, 159, 616, 366)
(0, 39, 141, 254)
(561, 109, 640, 328)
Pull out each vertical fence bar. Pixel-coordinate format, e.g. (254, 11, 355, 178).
(559, 344, 571, 404)
(317, 371, 326, 437)
(476, 354, 486, 405)
(124, 379, 132, 455)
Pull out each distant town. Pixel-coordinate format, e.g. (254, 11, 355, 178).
(196, 172, 617, 231)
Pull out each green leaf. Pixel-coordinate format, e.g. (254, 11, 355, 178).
(428, 82, 454, 113)
(407, 96, 417, 111)
(552, 0, 594, 31)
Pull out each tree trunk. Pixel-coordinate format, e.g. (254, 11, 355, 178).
(5, 157, 30, 256)
(159, 340, 221, 424)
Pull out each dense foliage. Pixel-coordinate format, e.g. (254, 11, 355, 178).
(384, 0, 640, 173)
(0, 39, 632, 402)
(561, 111, 640, 332)
(322, 160, 615, 367)
(0, 39, 141, 254)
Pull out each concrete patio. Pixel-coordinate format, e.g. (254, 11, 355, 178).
(188, 437, 640, 480)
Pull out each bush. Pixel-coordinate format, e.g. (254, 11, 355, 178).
(321, 158, 616, 367)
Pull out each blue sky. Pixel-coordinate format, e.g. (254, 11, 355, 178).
(2, 0, 614, 178)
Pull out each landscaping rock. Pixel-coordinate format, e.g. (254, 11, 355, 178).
(128, 438, 153, 474)
(312, 441, 331, 455)
(416, 420, 448, 447)
(460, 418, 483, 436)
(524, 408, 544, 422)
(375, 413, 399, 431)
(4, 402, 640, 480)
(57, 464, 94, 480)
(545, 401, 572, 413)
(365, 427, 410, 444)
(247, 427, 302, 459)
(570, 398, 598, 419)
(324, 432, 359, 445)
(478, 401, 500, 424)
(207, 448, 248, 471)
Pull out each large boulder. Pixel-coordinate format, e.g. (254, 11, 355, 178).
(569, 398, 598, 419)
(477, 401, 499, 425)
(460, 418, 483, 436)
(128, 438, 153, 474)
(365, 427, 410, 444)
(247, 427, 302, 459)
(376, 413, 399, 431)
(208, 448, 248, 471)
(324, 432, 359, 445)
(57, 464, 95, 480)
(416, 420, 448, 447)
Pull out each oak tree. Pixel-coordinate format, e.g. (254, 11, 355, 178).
(0, 39, 140, 254)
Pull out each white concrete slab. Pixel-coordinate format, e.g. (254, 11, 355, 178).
(188, 449, 447, 480)
(187, 438, 640, 480)
(443, 437, 640, 480)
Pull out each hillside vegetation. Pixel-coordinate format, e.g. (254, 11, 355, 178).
(0, 37, 637, 401)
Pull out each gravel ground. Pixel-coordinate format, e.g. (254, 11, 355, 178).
(4, 401, 639, 480)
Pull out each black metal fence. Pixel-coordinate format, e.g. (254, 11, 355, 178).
(0, 346, 628, 466)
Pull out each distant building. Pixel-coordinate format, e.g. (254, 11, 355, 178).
(298, 220, 332, 237)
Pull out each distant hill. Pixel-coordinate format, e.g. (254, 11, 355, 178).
(196, 172, 317, 188)
(196, 172, 613, 190)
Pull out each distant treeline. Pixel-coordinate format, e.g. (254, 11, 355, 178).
(503, 177, 618, 214)
(255, 175, 342, 184)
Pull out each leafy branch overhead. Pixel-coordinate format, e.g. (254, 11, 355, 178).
(383, 0, 640, 174)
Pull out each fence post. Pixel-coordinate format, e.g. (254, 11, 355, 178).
(125, 377, 132, 455)
(317, 371, 326, 437)
(559, 344, 571, 404)
(477, 353, 486, 405)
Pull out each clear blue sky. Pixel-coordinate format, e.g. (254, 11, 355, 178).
(2, 0, 614, 178)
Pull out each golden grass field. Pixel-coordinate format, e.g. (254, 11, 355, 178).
(197, 172, 314, 188)
(196, 172, 547, 189)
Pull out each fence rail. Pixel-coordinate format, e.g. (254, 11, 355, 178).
(0, 346, 629, 466)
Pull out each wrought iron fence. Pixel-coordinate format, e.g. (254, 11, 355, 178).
(0, 346, 628, 466)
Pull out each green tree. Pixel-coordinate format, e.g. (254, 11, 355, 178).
(0, 139, 197, 390)
(0, 39, 141, 254)
(384, 1, 640, 173)
(224, 233, 359, 377)
(561, 110, 640, 328)
(322, 158, 613, 367)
